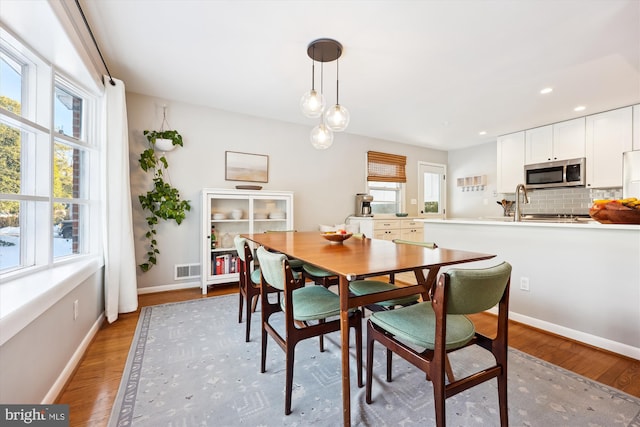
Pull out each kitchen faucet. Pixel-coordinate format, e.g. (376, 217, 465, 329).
(514, 183, 529, 222)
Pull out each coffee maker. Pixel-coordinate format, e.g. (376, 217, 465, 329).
(355, 193, 374, 217)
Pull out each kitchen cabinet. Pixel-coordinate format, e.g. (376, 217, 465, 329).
(496, 131, 525, 194)
(348, 217, 424, 242)
(633, 104, 640, 150)
(525, 118, 585, 164)
(200, 188, 294, 294)
(586, 107, 633, 188)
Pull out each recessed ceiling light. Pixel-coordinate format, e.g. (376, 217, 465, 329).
(574, 106, 586, 112)
(540, 87, 553, 94)
(478, 131, 487, 136)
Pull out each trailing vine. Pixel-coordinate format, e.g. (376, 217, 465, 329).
(138, 130, 190, 272)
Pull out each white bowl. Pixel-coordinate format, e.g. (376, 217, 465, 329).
(213, 213, 226, 220)
(231, 209, 243, 220)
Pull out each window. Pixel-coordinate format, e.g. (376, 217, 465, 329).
(418, 162, 446, 218)
(367, 151, 406, 214)
(0, 29, 98, 275)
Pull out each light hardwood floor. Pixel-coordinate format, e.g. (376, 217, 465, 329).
(56, 285, 639, 426)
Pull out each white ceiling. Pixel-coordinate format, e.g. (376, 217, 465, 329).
(81, 0, 640, 151)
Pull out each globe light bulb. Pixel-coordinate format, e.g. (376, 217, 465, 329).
(300, 90, 325, 118)
(325, 104, 350, 132)
(310, 123, 334, 149)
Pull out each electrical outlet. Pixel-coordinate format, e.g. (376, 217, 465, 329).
(73, 300, 79, 320)
(520, 277, 530, 291)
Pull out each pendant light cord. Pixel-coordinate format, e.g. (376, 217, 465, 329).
(74, 0, 116, 86)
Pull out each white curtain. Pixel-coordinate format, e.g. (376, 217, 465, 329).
(102, 77, 138, 322)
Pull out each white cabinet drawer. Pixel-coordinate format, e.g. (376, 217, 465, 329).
(401, 220, 421, 229)
(374, 220, 401, 230)
(400, 228, 423, 241)
(374, 229, 401, 241)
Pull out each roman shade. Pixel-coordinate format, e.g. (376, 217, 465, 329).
(367, 151, 407, 183)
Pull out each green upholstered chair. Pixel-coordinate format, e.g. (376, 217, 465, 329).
(365, 262, 512, 427)
(301, 233, 366, 289)
(256, 246, 363, 415)
(347, 237, 427, 313)
(263, 230, 304, 271)
(234, 236, 263, 342)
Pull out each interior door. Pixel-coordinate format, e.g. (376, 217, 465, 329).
(418, 162, 446, 218)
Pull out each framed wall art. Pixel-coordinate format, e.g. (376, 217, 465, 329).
(225, 151, 269, 183)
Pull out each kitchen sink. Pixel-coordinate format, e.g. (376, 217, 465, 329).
(519, 214, 594, 223)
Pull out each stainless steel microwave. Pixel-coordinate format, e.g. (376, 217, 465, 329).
(524, 158, 586, 189)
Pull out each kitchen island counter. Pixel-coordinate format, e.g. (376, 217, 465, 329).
(418, 218, 640, 359)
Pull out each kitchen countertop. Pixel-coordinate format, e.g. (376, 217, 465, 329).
(418, 217, 640, 231)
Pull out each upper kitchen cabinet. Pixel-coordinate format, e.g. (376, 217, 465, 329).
(586, 106, 633, 188)
(497, 131, 525, 194)
(525, 118, 585, 164)
(633, 104, 640, 150)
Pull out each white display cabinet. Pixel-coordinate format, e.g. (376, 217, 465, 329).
(200, 188, 294, 294)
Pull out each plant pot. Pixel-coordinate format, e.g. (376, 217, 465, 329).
(154, 138, 176, 152)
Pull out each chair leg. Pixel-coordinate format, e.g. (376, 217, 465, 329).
(431, 359, 447, 427)
(354, 310, 363, 388)
(251, 293, 259, 312)
(318, 318, 325, 352)
(245, 294, 252, 343)
(285, 343, 296, 415)
(445, 355, 455, 383)
(260, 322, 268, 374)
(386, 348, 393, 382)
(498, 364, 508, 426)
(365, 323, 375, 404)
(238, 290, 244, 324)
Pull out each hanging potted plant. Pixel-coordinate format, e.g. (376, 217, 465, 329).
(138, 113, 190, 272)
(143, 129, 183, 152)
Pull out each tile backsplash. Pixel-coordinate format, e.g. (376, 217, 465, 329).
(507, 187, 622, 215)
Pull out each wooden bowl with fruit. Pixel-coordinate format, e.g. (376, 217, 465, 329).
(321, 230, 353, 243)
(589, 198, 640, 224)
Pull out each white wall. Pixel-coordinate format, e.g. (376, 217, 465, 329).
(126, 93, 448, 290)
(447, 142, 503, 218)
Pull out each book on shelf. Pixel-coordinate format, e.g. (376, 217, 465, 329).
(212, 253, 239, 275)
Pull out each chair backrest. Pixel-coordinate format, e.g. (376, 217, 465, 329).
(257, 246, 287, 291)
(234, 235, 249, 262)
(392, 239, 437, 249)
(443, 262, 512, 315)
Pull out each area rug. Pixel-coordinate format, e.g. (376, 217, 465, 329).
(108, 294, 640, 427)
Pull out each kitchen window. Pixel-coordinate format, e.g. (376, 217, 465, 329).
(367, 151, 406, 214)
(0, 29, 99, 275)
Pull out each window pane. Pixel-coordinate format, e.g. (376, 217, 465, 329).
(53, 142, 85, 199)
(0, 123, 21, 195)
(53, 202, 83, 258)
(0, 52, 22, 114)
(54, 86, 82, 139)
(369, 181, 401, 214)
(0, 201, 20, 271)
(423, 172, 440, 213)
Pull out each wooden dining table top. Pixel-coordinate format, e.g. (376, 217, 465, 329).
(242, 231, 495, 280)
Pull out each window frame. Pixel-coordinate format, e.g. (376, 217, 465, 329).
(0, 27, 101, 279)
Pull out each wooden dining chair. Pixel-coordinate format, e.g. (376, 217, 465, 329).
(365, 262, 512, 427)
(347, 237, 426, 313)
(234, 235, 263, 342)
(256, 246, 364, 415)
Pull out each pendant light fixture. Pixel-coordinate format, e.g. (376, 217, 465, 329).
(324, 52, 350, 132)
(300, 44, 325, 118)
(301, 38, 348, 149)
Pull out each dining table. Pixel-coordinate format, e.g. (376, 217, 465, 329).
(241, 231, 496, 426)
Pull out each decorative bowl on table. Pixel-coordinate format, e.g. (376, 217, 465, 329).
(589, 198, 640, 224)
(321, 231, 353, 243)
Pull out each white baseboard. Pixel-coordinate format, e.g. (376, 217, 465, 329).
(43, 313, 105, 404)
(486, 308, 640, 360)
(137, 281, 201, 294)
